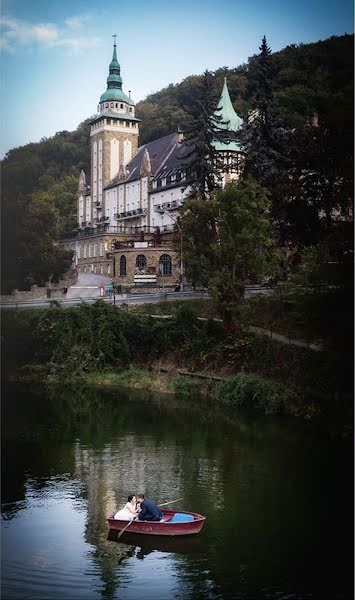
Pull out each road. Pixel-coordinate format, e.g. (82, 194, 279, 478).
(0, 273, 273, 310)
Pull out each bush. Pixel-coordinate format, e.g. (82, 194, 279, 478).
(216, 372, 297, 415)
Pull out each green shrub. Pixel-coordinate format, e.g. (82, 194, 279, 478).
(170, 375, 204, 399)
(216, 372, 296, 415)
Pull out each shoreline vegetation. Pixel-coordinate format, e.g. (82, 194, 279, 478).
(2, 299, 352, 434)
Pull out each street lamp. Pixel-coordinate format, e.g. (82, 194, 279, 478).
(157, 209, 184, 292)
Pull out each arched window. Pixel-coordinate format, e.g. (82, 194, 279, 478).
(83, 244, 87, 258)
(136, 255, 147, 271)
(159, 254, 172, 276)
(120, 255, 126, 276)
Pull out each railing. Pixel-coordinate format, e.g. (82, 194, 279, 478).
(60, 224, 177, 240)
(115, 209, 147, 220)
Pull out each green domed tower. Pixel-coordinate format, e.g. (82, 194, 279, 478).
(90, 37, 140, 223)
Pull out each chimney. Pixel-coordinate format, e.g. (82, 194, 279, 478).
(311, 113, 319, 127)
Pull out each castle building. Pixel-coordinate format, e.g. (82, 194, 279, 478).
(69, 41, 245, 288)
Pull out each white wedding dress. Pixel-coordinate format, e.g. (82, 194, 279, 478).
(114, 502, 135, 521)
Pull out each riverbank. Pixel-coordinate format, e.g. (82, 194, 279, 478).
(2, 302, 352, 431)
(8, 364, 351, 435)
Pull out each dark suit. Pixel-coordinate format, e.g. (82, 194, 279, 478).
(138, 498, 163, 521)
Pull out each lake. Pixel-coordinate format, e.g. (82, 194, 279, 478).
(1, 383, 353, 599)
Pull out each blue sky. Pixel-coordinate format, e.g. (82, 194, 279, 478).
(1, 0, 353, 156)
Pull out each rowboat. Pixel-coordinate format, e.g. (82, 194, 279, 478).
(107, 509, 206, 536)
(107, 529, 203, 553)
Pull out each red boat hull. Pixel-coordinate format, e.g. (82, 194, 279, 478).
(107, 509, 206, 536)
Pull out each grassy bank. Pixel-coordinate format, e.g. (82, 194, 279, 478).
(2, 302, 352, 427)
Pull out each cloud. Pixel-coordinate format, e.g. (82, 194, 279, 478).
(0, 15, 101, 54)
(65, 16, 88, 29)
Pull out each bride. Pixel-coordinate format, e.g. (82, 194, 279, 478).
(114, 495, 139, 521)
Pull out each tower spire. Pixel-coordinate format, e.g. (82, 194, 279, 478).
(99, 36, 135, 106)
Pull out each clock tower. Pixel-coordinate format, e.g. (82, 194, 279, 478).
(90, 37, 140, 224)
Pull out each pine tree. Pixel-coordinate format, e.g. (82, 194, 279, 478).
(180, 70, 226, 199)
(241, 36, 281, 186)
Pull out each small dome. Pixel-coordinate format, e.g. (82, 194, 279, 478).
(100, 88, 134, 104)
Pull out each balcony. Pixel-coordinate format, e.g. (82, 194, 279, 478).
(95, 201, 102, 209)
(155, 201, 179, 213)
(97, 216, 110, 223)
(114, 208, 147, 221)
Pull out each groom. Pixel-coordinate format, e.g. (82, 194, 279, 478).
(136, 494, 163, 521)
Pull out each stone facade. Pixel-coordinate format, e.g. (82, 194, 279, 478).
(114, 244, 179, 289)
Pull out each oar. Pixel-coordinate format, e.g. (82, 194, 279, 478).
(117, 517, 134, 540)
(158, 497, 184, 507)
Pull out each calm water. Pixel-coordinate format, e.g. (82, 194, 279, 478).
(1, 384, 353, 600)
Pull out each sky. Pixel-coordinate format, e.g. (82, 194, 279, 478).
(1, 0, 353, 156)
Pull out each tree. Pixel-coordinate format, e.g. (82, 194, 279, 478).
(30, 175, 78, 236)
(240, 36, 281, 186)
(290, 222, 353, 348)
(271, 117, 353, 249)
(181, 177, 279, 327)
(180, 70, 226, 199)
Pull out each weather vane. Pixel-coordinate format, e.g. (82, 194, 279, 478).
(113, 34, 117, 45)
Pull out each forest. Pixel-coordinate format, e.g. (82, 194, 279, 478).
(1, 33, 353, 293)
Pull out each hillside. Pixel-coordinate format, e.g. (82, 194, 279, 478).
(1, 34, 353, 292)
(136, 34, 353, 144)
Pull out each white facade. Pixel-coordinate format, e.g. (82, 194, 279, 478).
(150, 185, 191, 229)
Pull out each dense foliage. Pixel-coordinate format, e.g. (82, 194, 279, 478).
(2, 303, 353, 422)
(136, 34, 353, 145)
(180, 70, 226, 198)
(180, 177, 279, 324)
(1, 119, 92, 292)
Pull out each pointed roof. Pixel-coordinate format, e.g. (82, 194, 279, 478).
(212, 78, 243, 153)
(214, 77, 243, 132)
(100, 38, 134, 105)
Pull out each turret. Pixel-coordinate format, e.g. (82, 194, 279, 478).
(98, 36, 135, 115)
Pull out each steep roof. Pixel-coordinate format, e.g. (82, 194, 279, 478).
(105, 132, 178, 188)
(212, 78, 244, 152)
(99, 41, 134, 106)
(152, 138, 192, 181)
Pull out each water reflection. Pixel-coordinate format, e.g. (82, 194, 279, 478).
(1, 383, 353, 600)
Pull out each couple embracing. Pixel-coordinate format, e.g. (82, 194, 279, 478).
(114, 494, 163, 522)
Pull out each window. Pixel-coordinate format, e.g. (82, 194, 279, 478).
(120, 103, 123, 108)
(88, 243, 92, 258)
(115, 103, 118, 108)
(120, 255, 127, 276)
(159, 254, 172, 276)
(107, 263, 111, 275)
(83, 244, 87, 258)
(136, 255, 147, 271)
(100, 241, 104, 257)
(77, 245, 81, 259)
(93, 243, 97, 257)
